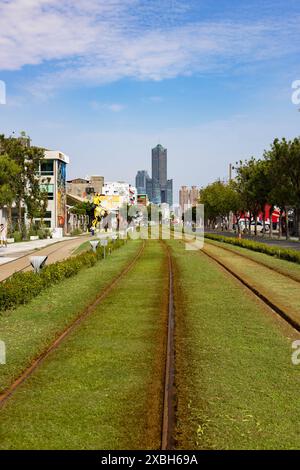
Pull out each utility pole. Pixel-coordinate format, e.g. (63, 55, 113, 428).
(229, 163, 233, 182)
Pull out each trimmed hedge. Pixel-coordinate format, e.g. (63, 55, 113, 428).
(0, 238, 125, 313)
(205, 233, 300, 264)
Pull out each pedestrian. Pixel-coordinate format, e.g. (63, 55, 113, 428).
(0, 223, 8, 248)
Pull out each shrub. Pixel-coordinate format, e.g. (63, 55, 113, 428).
(70, 228, 82, 236)
(204, 233, 300, 264)
(12, 231, 22, 242)
(0, 237, 125, 313)
(37, 229, 48, 239)
(28, 227, 37, 238)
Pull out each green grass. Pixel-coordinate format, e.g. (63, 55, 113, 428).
(204, 233, 300, 264)
(203, 242, 300, 327)
(168, 239, 300, 450)
(0, 241, 168, 450)
(72, 239, 95, 255)
(205, 238, 300, 283)
(0, 240, 142, 393)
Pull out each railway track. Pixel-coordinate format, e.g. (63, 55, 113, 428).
(2, 237, 178, 448)
(161, 241, 176, 450)
(205, 238, 300, 285)
(0, 240, 145, 407)
(181, 233, 300, 333)
(199, 244, 300, 333)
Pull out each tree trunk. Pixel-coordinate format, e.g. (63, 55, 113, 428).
(7, 205, 12, 235)
(17, 201, 22, 232)
(297, 207, 300, 241)
(278, 209, 283, 238)
(262, 211, 266, 238)
(285, 208, 290, 240)
(269, 208, 273, 238)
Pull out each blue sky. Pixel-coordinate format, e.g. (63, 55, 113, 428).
(0, 0, 300, 201)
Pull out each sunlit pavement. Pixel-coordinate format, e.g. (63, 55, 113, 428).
(0, 237, 76, 265)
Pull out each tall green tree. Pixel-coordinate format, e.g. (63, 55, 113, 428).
(0, 133, 46, 231)
(0, 155, 21, 230)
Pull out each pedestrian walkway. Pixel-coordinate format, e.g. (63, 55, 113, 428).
(0, 236, 89, 282)
(0, 238, 64, 265)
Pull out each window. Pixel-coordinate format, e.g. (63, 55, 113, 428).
(40, 161, 54, 175)
(40, 184, 54, 200)
(44, 211, 52, 219)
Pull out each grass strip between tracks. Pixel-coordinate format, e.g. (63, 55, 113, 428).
(168, 239, 300, 450)
(202, 242, 300, 328)
(0, 240, 142, 394)
(0, 240, 168, 450)
(204, 238, 300, 283)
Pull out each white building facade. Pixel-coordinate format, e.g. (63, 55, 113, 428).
(102, 182, 137, 207)
(34, 150, 70, 237)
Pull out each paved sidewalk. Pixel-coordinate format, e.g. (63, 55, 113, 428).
(0, 235, 89, 282)
(0, 238, 65, 265)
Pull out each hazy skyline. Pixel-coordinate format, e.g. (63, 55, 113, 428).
(0, 0, 300, 201)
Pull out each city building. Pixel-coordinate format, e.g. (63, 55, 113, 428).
(179, 185, 200, 211)
(34, 150, 70, 236)
(141, 144, 173, 206)
(152, 144, 167, 188)
(135, 170, 150, 195)
(67, 175, 104, 201)
(100, 181, 137, 211)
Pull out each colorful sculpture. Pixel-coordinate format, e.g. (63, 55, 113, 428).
(91, 193, 109, 229)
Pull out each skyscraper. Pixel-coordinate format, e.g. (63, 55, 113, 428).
(135, 144, 173, 206)
(150, 144, 173, 206)
(135, 170, 150, 194)
(152, 144, 167, 187)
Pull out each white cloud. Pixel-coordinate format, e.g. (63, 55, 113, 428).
(90, 101, 125, 112)
(0, 0, 300, 95)
(148, 96, 163, 103)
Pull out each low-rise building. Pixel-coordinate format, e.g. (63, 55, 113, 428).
(102, 182, 137, 207)
(34, 150, 70, 236)
(179, 185, 199, 211)
(67, 175, 104, 201)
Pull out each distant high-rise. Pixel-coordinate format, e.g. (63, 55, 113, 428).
(150, 144, 173, 205)
(135, 170, 150, 194)
(152, 144, 167, 187)
(179, 186, 190, 211)
(179, 185, 199, 211)
(135, 144, 173, 206)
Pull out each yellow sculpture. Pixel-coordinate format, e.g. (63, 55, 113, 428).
(92, 193, 108, 229)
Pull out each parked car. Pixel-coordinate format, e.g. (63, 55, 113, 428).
(250, 221, 270, 233)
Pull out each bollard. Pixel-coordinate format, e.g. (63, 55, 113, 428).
(90, 240, 100, 253)
(100, 239, 108, 259)
(30, 256, 48, 274)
